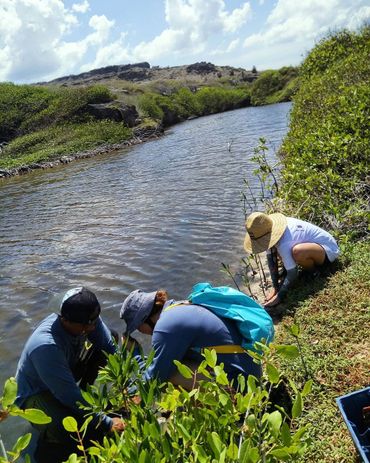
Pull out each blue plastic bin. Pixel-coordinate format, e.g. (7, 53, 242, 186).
(336, 386, 370, 462)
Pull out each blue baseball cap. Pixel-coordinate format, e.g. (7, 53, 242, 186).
(120, 289, 157, 334)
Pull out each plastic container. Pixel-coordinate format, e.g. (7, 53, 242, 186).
(336, 386, 370, 462)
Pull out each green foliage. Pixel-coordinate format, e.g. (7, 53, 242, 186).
(279, 25, 370, 238)
(138, 86, 250, 125)
(0, 377, 51, 463)
(275, 241, 370, 462)
(60, 344, 310, 462)
(0, 121, 132, 169)
(0, 83, 114, 140)
(251, 67, 299, 105)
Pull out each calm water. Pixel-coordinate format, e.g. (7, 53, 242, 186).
(0, 102, 291, 446)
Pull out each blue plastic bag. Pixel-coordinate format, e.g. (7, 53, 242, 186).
(188, 282, 274, 350)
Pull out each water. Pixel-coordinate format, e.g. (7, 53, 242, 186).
(0, 102, 291, 447)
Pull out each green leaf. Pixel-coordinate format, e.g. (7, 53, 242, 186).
(80, 415, 93, 433)
(214, 366, 229, 386)
(275, 344, 300, 359)
(302, 379, 313, 397)
(270, 447, 291, 459)
(65, 453, 79, 463)
(173, 360, 193, 379)
(207, 432, 223, 458)
(266, 363, 280, 384)
(191, 443, 209, 463)
(12, 433, 32, 454)
(177, 423, 191, 442)
(247, 375, 257, 393)
(292, 392, 303, 419)
(281, 422, 292, 446)
(63, 416, 79, 433)
(239, 441, 259, 463)
(2, 377, 17, 409)
(12, 408, 52, 424)
(290, 324, 300, 337)
(267, 410, 282, 437)
(203, 349, 217, 368)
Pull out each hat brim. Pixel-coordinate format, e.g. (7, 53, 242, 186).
(244, 213, 287, 254)
(120, 290, 157, 335)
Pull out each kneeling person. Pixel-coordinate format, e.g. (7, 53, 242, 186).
(16, 287, 125, 462)
(120, 289, 261, 390)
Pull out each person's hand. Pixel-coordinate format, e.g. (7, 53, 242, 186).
(264, 293, 281, 308)
(110, 417, 125, 433)
(264, 288, 277, 303)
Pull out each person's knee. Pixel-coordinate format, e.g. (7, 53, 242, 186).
(292, 244, 306, 263)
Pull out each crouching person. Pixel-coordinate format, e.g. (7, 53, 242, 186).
(15, 287, 125, 463)
(120, 289, 261, 390)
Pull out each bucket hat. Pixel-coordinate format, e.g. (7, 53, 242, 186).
(120, 289, 157, 335)
(244, 212, 287, 254)
(60, 287, 101, 324)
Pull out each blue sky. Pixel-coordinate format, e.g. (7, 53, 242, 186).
(1, 0, 369, 84)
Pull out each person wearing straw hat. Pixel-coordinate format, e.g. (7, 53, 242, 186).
(244, 212, 340, 307)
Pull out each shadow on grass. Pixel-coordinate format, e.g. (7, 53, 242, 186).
(267, 260, 343, 322)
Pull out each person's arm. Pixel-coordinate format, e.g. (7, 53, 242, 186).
(264, 267, 298, 307)
(31, 345, 113, 432)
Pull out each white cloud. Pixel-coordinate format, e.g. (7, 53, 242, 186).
(0, 0, 117, 82)
(242, 0, 370, 67)
(0, 0, 77, 82)
(133, 0, 251, 63)
(71, 0, 89, 14)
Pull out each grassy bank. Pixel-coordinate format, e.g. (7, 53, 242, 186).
(271, 25, 370, 462)
(0, 66, 297, 173)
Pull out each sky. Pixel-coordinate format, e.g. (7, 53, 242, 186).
(1, 0, 369, 84)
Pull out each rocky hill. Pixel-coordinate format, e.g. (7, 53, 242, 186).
(40, 61, 259, 88)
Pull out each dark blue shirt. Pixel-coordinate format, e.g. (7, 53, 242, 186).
(15, 313, 115, 431)
(145, 300, 261, 384)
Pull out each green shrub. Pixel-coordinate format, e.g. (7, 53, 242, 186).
(0, 83, 115, 140)
(0, 121, 132, 169)
(251, 67, 299, 105)
(278, 25, 370, 238)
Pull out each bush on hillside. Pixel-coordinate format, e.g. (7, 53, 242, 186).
(0, 83, 114, 141)
(251, 67, 299, 105)
(138, 86, 250, 125)
(279, 26, 370, 239)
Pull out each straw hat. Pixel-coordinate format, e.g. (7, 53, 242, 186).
(244, 212, 287, 254)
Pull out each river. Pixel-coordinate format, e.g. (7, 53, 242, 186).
(0, 101, 291, 448)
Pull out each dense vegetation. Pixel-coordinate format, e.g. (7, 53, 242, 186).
(279, 27, 370, 239)
(0, 84, 132, 169)
(250, 67, 299, 106)
(0, 67, 297, 172)
(271, 25, 370, 462)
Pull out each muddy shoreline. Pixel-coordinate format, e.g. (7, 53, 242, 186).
(0, 125, 164, 180)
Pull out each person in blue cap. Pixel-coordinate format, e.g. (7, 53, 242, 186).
(120, 288, 261, 390)
(16, 287, 125, 463)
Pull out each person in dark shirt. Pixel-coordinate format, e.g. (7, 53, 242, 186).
(120, 289, 261, 390)
(16, 287, 125, 462)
